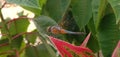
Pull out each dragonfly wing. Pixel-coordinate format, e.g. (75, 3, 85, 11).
(34, 16, 57, 34)
(34, 16, 65, 39)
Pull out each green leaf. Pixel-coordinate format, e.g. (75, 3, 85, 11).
(8, 18, 29, 35)
(87, 19, 100, 53)
(0, 19, 10, 39)
(36, 44, 56, 57)
(33, 15, 64, 39)
(97, 14, 119, 57)
(42, 0, 71, 22)
(25, 46, 38, 57)
(21, 6, 41, 17)
(92, 0, 100, 24)
(0, 39, 11, 53)
(6, 0, 47, 16)
(25, 44, 57, 57)
(7, 0, 39, 9)
(94, 0, 108, 29)
(33, 16, 59, 57)
(11, 35, 23, 50)
(34, 16, 57, 34)
(25, 30, 38, 44)
(87, 35, 100, 53)
(107, 0, 120, 23)
(0, 55, 8, 57)
(71, 0, 92, 29)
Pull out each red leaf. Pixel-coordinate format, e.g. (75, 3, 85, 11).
(112, 40, 120, 57)
(81, 33, 91, 47)
(49, 33, 95, 57)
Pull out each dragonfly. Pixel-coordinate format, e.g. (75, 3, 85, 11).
(47, 26, 85, 35)
(34, 16, 85, 35)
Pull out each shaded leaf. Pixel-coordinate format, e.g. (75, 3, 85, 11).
(42, 0, 71, 22)
(0, 39, 10, 53)
(33, 16, 65, 39)
(36, 44, 56, 57)
(25, 44, 57, 57)
(11, 35, 23, 50)
(25, 46, 38, 57)
(33, 16, 58, 57)
(107, 0, 120, 23)
(97, 14, 119, 57)
(71, 0, 92, 29)
(94, 0, 108, 29)
(87, 19, 100, 52)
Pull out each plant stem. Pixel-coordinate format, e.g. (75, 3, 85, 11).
(0, 2, 12, 46)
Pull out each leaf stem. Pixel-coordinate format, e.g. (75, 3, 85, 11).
(0, 2, 12, 46)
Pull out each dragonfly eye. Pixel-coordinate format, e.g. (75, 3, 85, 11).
(47, 26, 52, 32)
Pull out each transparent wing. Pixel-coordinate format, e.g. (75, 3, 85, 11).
(34, 15, 58, 34)
(33, 15, 65, 39)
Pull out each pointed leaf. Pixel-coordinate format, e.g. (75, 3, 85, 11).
(97, 14, 119, 57)
(94, 0, 108, 29)
(42, 0, 71, 22)
(71, 0, 92, 29)
(49, 35, 95, 57)
(81, 33, 91, 47)
(87, 19, 100, 52)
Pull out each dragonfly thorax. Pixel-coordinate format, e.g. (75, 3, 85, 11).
(47, 26, 65, 34)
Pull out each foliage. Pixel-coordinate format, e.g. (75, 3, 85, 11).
(0, 0, 119, 57)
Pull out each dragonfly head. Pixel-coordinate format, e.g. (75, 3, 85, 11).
(47, 26, 52, 32)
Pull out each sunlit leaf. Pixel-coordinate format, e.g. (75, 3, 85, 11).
(6, 0, 47, 16)
(8, 18, 29, 35)
(7, 0, 39, 9)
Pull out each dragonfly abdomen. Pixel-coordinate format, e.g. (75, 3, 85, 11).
(47, 26, 85, 35)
